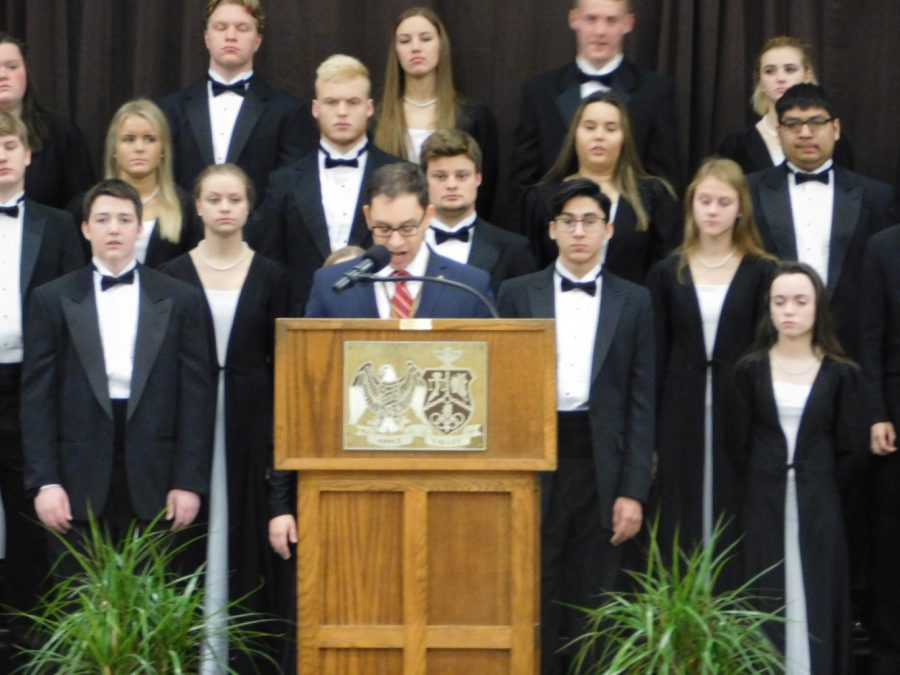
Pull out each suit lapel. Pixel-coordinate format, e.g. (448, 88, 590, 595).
(227, 80, 266, 163)
(416, 252, 448, 317)
(590, 277, 623, 384)
(292, 156, 332, 259)
(759, 170, 798, 259)
(348, 148, 388, 247)
(19, 201, 44, 295)
(828, 170, 862, 291)
(128, 273, 173, 419)
(61, 270, 112, 418)
(526, 267, 556, 319)
(185, 83, 215, 167)
(555, 65, 582, 129)
(467, 218, 500, 272)
(610, 60, 639, 103)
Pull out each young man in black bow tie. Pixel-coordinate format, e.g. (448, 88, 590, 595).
(421, 129, 535, 294)
(157, 0, 315, 200)
(497, 178, 655, 675)
(21, 179, 215, 572)
(510, 0, 682, 206)
(250, 54, 403, 315)
(0, 112, 82, 656)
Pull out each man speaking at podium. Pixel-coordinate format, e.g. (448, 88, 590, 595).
(304, 163, 494, 319)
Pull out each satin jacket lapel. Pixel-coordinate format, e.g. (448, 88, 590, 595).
(467, 218, 500, 271)
(292, 157, 332, 259)
(610, 61, 639, 103)
(760, 170, 798, 259)
(828, 170, 862, 292)
(128, 275, 173, 419)
(185, 83, 215, 167)
(591, 277, 623, 384)
(416, 252, 447, 317)
(526, 267, 556, 319)
(227, 81, 265, 164)
(19, 201, 44, 295)
(555, 65, 582, 129)
(348, 149, 386, 247)
(61, 271, 112, 418)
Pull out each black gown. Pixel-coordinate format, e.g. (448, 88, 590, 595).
(718, 124, 854, 175)
(519, 176, 681, 280)
(24, 111, 96, 209)
(647, 255, 774, 566)
(729, 354, 865, 674)
(162, 252, 289, 670)
(457, 100, 499, 218)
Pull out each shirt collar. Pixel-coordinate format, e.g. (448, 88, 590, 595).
(786, 158, 834, 176)
(555, 259, 601, 283)
(376, 242, 430, 278)
(0, 191, 25, 209)
(431, 212, 477, 233)
(319, 137, 368, 161)
(207, 68, 254, 85)
(576, 53, 624, 77)
(92, 257, 138, 278)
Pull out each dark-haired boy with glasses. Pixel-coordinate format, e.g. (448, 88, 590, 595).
(497, 178, 655, 675)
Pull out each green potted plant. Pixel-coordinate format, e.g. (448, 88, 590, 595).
(567, 521, 784, 674)
(15, 512, 279, 674)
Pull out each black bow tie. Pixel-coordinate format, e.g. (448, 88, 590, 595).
(432, 225, 472, 244)
(99, 268, 136, 291)
(0, 204, 19, 218)
(577, 70, 615, 87)
(209, 76, 252, 97)
(793, 170, 830, 185)
(560, 274, 600, 296)
(321, 143, 368, 169)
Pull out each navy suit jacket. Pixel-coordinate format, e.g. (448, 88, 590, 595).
(249, 145, 403, 315)
(510, 60, 682, 206)
(748, 164, 895, 358)
(21, 266, 216, 521)
(497, 266, 655, 528)
(304, 248, 495, 319)
(157, 75, 316, 200)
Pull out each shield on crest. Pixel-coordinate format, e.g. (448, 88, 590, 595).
(422, 367, 474, 435)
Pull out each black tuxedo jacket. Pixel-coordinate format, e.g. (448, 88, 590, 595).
(305, 248, 494, 319)
(157, 75, 316, 200)
(19, 199, 84, 310)
(460, 216, 536, 294)
(250, 145, 403, 315)
(497, 266, 655, 528)
(21, 266, 216, 521)
(510, 60, 682, 205)
(748, 164, 895, 357)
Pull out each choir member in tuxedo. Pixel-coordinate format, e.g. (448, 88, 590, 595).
(747, 83, 894, 361)
(21, 179, 215, 570)
(250, 54, 401, 316)
(861, 225, 900, 673)
(0, 33, 95, 209)
(647, 157, 774, 572)
(718, 36, 853, 175)
(304, 162, 494, 319)
(68, 99, 201, 268)
(163, 164, 288, 673)
(730, 262, 864, 675)
(157, 0, 315, 201)
(0, 112, 83, 653)
(373, 7, 498, 217)
(520, 91, 680, 279)
(510, 0, 682, 207)
(420, 129, 535, 293)
(497, 179, 655, 675)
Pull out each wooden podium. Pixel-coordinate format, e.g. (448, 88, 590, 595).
(275, 319, 556, 674)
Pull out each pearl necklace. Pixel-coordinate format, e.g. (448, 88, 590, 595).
(197, 241, 250, 271)
(403, 96, 437, 108)
(771, 354, 819, 376)
(694, 249, 736, 269)
(141, 187, 160, 205)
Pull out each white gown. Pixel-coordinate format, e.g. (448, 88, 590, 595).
(201, 288, 240, 674)
(773, 381, 813, 675)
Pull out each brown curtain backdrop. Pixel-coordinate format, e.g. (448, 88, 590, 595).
(2, 0, 898, 219)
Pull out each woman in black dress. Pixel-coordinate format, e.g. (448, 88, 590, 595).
(730, 262, 864, 674)
(373, 6, 498, 216)
(69, 99, 200, 267)
(648, 158, 774, 567)
(718, 36, 852, 174)
(0, 32, 95, 208)
(519, 91, 680, 281)
(163, 163, 288, 673)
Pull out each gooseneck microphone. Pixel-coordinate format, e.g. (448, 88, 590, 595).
(331, 245, 393, 293)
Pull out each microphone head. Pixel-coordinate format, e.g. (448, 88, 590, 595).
(364, 245, 392, 273)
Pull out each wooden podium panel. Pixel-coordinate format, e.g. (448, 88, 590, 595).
(298, 472, 539, 675)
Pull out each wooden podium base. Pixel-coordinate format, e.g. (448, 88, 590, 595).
(297, 471, 540, 674)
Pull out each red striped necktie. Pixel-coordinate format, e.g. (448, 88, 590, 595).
(389, 269, 414, 318)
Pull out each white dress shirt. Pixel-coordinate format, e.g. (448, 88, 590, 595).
(0, 194, 24, 363)
(576, 53, 624, 98)
(93, 258, 140, 399)
(787, 159, 834, 285)
(208, 69, 253, 164)
(426, 213, 477, 264)
(373, 244, 430, 319)
(319, 138, 368, 252)
(554, 260, 603, 411)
